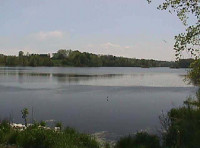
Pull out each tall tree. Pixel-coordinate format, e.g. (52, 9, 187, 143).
(18, 51, 24, 57)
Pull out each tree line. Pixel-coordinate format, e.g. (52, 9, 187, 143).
(0, 50, 194, 68)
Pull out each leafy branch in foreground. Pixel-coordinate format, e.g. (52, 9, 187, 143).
(148, 0, 200, 59)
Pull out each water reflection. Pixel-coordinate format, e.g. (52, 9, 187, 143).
(52, 73, 124, 83)
(0, 71, 124, 83)
(0, 67, 192, 87)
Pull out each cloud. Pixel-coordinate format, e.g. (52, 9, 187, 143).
(87, 42, 132, 51)
(83, 41, 177, 60)
(101, 42, 122, 49)
(0, 30, 71, 55)
(32, 31, 64, 41)
(124, 46, 131, 49)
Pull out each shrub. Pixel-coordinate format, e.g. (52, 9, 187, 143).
(161, 89, 200, 148)
(115, 132, 161, 148)
(0, 122, 100, 148)
(40, 121, 46, 127)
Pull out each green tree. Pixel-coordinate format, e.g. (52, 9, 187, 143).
(18, 51, 24, 66)
(148, 0, 199, 59)
(18, 51, 24, 57)
(53, 49, 71, 59)
(187, 59, 200, 85)
(21, 108, 29, 127)
(5, 56, 18, 66)
(0, 55, 5, 66)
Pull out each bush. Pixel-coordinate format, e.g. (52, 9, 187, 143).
(161, 89, 200, 148)
(40, 121, 46, 127)
(0, 122, 100, 148)
(115, 132, 161, 148)
(187, 59, 200, 86)
(0, 120, 12, 144)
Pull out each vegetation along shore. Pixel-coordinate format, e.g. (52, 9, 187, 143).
(0, 50, 194, 68)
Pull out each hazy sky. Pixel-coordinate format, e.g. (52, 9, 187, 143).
(0, 0, 192, 60)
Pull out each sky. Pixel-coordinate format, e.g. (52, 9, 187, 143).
(0, 0, 192, 60)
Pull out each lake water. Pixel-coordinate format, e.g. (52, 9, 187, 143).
(0, 67, 197, 141)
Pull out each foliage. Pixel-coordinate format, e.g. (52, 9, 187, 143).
(0, 121, 100, 148)
(0, 50, 192, 68)
(21, 108, 29, 127)
(0, 120, 12, 144)
(104, 143, 111, 148)
(187, 59, 200, 85)
(19, 51, 24, 57)
(148, 0, 200, 85)
(148, 0, 199, 59)
(115, 132, 161, 148)
(170, 58, 194, 68)
(40, 121, 46, 127)
(55, 122, 62, 130)
(0, 146, 17, 148)
(53, 49, 71, 59)
(177, 58, 194, 68)
(160, 89, 200, 148)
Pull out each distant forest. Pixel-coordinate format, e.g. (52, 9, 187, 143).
(0, 49, 194, 68)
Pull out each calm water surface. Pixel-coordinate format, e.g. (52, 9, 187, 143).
(0, 67, 197, 141)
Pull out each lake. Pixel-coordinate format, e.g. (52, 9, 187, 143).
(0, 67, 197, 141)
